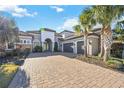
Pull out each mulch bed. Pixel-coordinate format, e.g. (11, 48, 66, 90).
(76, 55, 124, 72)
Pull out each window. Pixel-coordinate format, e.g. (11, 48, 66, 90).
(8, 43, 14, 49)
(27, 40, 31, 44)
(24, 40, 26, 44)
(20, 40, 23, 43)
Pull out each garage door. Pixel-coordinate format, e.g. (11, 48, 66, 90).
(77, 41, 84, 54)
(63, 43, 73, 53)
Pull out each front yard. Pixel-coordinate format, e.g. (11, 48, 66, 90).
(0, 64, 18, 88)
(0, 49, 29, 88)
(76, 55, 124, 72)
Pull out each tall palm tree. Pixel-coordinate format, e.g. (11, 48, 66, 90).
(74, 8, 96, 57)
(92, 5, 124, 61)
(0, 16, 19, 49)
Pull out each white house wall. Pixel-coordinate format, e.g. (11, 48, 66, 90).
(87, 36, 99, 56)
(41, 31, 55, 51)
(41, 31, 55, 42)
(28, 33, 41, 48)
(17, 36, 33, 45)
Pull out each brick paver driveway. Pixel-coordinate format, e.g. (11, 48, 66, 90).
(9, 52, 124, 88)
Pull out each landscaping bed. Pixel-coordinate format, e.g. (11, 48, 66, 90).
(0, 49, 29, 88)
(0, 64, 19, 88)
(76, 55, 124, 72)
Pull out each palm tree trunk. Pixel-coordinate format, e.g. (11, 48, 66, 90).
(103, 26, 112, 61)
(99, 28, 104, 57)
(84, 33, 87, 57)
(99, 34, 104, 57)
(103, 48, 109, 61)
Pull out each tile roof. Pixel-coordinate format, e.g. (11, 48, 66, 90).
(60, 30, 74, 34)
(43, 28, 56, 32)
(19, 31, 33, 37)
(27, 30, 40, 34)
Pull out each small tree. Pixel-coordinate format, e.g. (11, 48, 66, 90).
(34, 46, 42, 52)
(0, 16, 19, 47)
(54, 42, 58, 52)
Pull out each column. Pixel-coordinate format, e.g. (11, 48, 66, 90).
(5, 42, 8, 49)
(14, 43, 16, 49)
(41, 42, 44, 51)
(62, 43, 63, 52)
(52, 42, 54, 52)
(74, 41, 77, 54)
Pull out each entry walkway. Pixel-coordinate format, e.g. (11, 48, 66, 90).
(9, 52, 124, 88)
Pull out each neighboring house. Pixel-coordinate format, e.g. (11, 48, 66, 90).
(27, 30, 41, 49)
(4, 28, 101, 56)
(15, 31, 33, 51)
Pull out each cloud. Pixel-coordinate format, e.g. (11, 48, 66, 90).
(57, 17, 79, 31)
(0, 5, 37, 17)
(50, 6, 64, 12)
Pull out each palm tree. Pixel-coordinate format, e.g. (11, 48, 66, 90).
(73, 25, 82, 36)
(0, 16, 19, 49)
(74, 9, 96, 57)
(92, 5, 124, 61)
(114, 20, 124, 41)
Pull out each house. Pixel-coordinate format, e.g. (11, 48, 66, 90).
(5, 28, 101, 56)
(15, 31, 33, 51)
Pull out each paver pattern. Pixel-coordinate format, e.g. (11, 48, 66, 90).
(9, 52, 124, 88)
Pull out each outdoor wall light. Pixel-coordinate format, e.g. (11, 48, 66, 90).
(89, 40, 92, 44)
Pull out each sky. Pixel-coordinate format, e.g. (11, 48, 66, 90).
(0, 5, 90, 32)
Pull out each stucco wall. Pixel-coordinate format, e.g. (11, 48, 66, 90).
(16, 44, 32, 52)
(41, 31, 55, 42)
(17, 36, 32, 45)
(87, 36, 99, 56)
(28, 32, 41, 48)
(41, 31, 55, 51)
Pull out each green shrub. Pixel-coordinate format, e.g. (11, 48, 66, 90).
(34, 46, 42, 52)
(76, 55, 124, 71)
(24, 48, 30, 56)
(54, 42, 58, 52)
(5, 51, 12, 57)
(107, 57, 124, 69)
(0, 64, 18, 88)
(12, 49, 21, 56)
(111, 42, 123, 58)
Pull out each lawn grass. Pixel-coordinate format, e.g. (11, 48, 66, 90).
(0, 64, 18, 88)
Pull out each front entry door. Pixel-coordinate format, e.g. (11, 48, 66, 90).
(44, 39, 52, 52)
